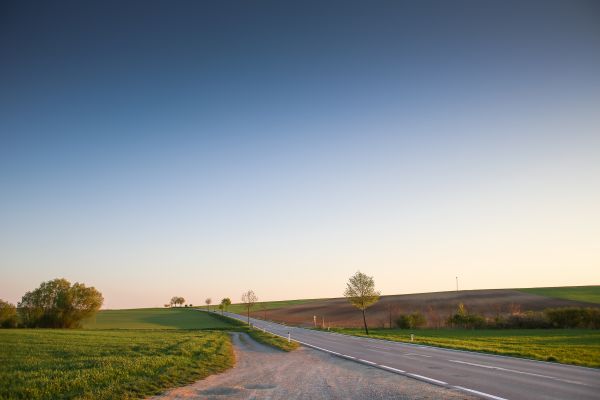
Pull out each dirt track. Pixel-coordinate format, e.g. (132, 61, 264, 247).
(253, 288, 599, 328)
(149, 332, 474, 400)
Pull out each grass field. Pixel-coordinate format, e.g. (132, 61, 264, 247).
(518, 286, 600, 304)
(219, 298, 323, 314)
(335, 328, 600, 368)
(83, 307, 234, 329)
(0, 329, 234, 400)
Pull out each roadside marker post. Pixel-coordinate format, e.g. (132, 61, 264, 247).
(288, 332, 291, 343)
(410, 334, 414, 342)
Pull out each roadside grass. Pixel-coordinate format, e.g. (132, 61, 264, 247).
(518, 286, 600, 304)
(83, 307, 235, 329)
(247, 329, 300, 352)
(0, 329, 234, 400)
(335, 328, 600, 368)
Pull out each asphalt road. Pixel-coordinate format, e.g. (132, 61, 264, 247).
(221, 311, 600, 400)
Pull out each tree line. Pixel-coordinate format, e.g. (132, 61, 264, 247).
(0, 278, 103, 328)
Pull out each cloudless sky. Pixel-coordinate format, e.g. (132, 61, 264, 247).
(1, 1, 599, 308)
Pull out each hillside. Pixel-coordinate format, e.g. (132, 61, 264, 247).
(242, 286, 600, 328)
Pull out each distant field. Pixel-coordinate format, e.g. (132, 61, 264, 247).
(83, 308, 234, 329)
(335, 328, 600, 368)
(239, 286, 600, 328)
(218, 298, 323, 315)
(519, 286, 600, 304)
(0, 330, 233, 400)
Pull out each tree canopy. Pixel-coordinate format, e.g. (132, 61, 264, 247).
(343, 271, 380, 334)
(18, 278, 103, 328)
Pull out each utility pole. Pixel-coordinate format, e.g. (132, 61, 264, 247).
(456, 276, 459, 292)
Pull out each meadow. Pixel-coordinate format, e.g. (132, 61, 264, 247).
(335, 328, 600, 368)
(519, 286, 600, 304)
(0, 329, 233, 400)
(83, 307, 234, 329)
(220, 298, 323, 314)
(1, 308, 297, 400)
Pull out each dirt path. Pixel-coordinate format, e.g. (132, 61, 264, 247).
(149, 332, 475, 400)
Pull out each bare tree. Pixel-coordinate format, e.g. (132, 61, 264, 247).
(344, 271, 380, 335)
(205, 297, 212, 312)
(241, 290, 258, 324)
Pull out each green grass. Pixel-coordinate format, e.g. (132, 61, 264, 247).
(222, 298, 323, 314)
(0, 329, 234, 400)
(83, 307, 235, 329)
(335, 328, 600, 368)
(518, 286, 600, 304)
(247, 329, 300, 352)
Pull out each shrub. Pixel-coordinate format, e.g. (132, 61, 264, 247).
(0, 300, 18, 328)
(545, 307, 600, 329)
(395, 312, 427, 329)
(446, 303, 485, 329)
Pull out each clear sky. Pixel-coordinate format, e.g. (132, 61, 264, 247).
(1, 1, 599, 308)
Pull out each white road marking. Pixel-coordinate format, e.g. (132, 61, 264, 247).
(379, 365, 405, 373)
(407, 373, 447, 385)
(454, 386, 509, 400)
(403, 353, 432, 358)
(358, 359, 377, 365)
(448, 359, 587, 386)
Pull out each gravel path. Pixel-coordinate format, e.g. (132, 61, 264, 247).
(150, 332, 475, 400)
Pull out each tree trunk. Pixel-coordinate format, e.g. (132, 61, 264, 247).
(362, 309, 369, 335)
(247, 307, 250, 324)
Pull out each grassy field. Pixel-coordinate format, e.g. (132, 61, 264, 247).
(518, 286, 600, 304)
(219, 298, 323, 314)
(336, 328, 600, 368)
(83, 307, 234, 329)
(0, 329, 234, 400)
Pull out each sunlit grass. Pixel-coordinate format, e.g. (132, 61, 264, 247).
(0, 329, 234, 400)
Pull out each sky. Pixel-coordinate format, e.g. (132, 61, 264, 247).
(1, 1, 599, 308)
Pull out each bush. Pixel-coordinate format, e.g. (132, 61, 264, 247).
(18, 278, 103, 328)
(395, 312, 426, 329)
(0, 300, 18, 328)
(446, 303, 485, 329)
(545, 307, 600, 329)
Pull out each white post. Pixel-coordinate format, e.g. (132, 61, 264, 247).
(287, 332, 291, 343)
(410, 334, 414, 342)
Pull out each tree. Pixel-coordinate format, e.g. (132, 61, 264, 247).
(18, 278, 103, 328)
(205, 297, 212, 312)
(241, 290, 257, 324)
(343, 271, 380, 335)
(220, 298, 231, 314)
(170, 297, 185, 307)
(0, 299, 18, 328)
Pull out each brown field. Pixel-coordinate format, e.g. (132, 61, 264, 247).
(249, 288, 599, 328)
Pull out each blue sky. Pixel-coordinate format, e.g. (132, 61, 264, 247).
(1, 1, 599, 308)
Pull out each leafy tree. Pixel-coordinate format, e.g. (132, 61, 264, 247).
(241, 290, 257, 324)
(205, 297, 212, 312)
(343, 271, 380, 335)
(220, 298, 231, 314)
(0, 299, 18, 328)
(18, 278, 103, 328)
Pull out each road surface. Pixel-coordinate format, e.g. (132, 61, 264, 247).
(220, 311, 600, 400)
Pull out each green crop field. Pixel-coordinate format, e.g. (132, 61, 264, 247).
(519, 286, 600, 304)
(83, 307, 234, 329)
(0, 329, 234, 400)
(219, 298, 323, 314)
(336, 328, 600, 368)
